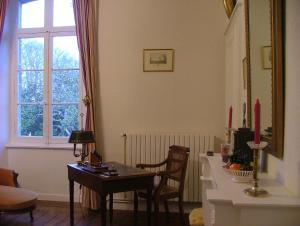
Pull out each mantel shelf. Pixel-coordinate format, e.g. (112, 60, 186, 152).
(200, 154, 300, 208)
(199, 154, 300, 226)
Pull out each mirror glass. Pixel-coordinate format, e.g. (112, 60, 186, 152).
(248, 0, 272, 135)
(245, 0, 284, 158)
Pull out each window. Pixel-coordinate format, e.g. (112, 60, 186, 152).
(13, 0, 81, 144)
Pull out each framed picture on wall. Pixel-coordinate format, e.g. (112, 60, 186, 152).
(261, 46, 272, 69)
(143, 49, 174, 72)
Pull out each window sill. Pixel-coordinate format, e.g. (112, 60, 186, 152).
(6, 143, 74, 150)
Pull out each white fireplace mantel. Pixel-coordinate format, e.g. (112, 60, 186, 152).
(200, 154, 300, 226)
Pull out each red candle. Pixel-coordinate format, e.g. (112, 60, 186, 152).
(254, 99, 261, 144)
(228, 106, 232, 128)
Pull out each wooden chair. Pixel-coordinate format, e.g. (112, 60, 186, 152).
(134, 145, 190, 225)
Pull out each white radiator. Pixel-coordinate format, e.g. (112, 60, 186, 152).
(122, 133, 215, 202)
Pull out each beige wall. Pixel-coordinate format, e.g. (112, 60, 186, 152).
(5, 0, 227, 201)
(268, 0, 300, 195)
(98, 0, 227, 162)
(0, 0, 18, 167)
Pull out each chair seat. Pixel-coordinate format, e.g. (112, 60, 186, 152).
(138, 185, 179, 198)
(0, 185, 38, 211)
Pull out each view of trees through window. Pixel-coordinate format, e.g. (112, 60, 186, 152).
(15, 0, 80, 141)
(18, 38, 79, 137)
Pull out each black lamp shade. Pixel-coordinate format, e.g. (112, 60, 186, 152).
(68, 130, 95, 144)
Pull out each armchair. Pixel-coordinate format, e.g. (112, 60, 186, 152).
(0, 168, 38, 221)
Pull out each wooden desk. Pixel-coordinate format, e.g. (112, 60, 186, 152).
(67, 162, 155, 226)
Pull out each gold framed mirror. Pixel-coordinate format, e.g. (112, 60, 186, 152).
(245, 0, 285, 158)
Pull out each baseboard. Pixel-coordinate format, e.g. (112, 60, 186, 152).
(36, 195, 201, 213)
(37, 193, 80, 203)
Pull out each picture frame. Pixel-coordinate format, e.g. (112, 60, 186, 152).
(143, 49, 174, 72)
(261, 46, 272, 69)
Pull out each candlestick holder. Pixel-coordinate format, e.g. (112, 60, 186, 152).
(225, 127, 235, 145)
(244, 141, 268, 197)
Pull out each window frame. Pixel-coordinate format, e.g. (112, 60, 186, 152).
(10, 0, 83, 146)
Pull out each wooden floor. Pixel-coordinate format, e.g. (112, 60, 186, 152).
(0, 202, 189, 226)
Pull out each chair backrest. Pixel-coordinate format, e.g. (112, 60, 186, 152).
(0, 168, 19, 187)
(165, 145, 190, 190)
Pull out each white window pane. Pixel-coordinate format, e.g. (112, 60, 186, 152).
(20, 0, 45, 28)
(53, 0, 75, 27)
(52, 70, 79, 103)
(18, 71, 44, 103)
(52, 104, 79, 137)
(18, 104, 43, 136)
(18, 38, 44, 70)
(53, 36, 79, 69)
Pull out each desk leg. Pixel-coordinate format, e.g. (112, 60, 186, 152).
(69, 179, 74, 226)
(134, 191, 138, 226)
(146, 187, 152, 226)
(109, 193, 113, 224)
(100, 194, 107, 226)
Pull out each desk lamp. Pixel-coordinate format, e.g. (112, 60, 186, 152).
(68, 130, 95, 163)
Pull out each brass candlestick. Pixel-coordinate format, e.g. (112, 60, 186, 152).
(244, 141, 268, 197)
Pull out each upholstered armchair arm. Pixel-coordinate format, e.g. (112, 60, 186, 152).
(136, 159, 168, 169)
(0, 168, 19, 187)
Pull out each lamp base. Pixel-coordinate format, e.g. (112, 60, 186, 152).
(244, 187, 268, 197)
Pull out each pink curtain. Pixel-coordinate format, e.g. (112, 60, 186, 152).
(73, 0, 100, 210)
(0, 0, 8, 43)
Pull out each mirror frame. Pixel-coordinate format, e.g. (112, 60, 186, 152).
(244, 0, 285, 158)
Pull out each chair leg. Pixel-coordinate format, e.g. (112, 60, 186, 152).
(134, 191, 138, 226)
(154, 200, 159, 225)
(109, 193, 113, 224)
(164, 200, 170, 222)
(30, 210, 34, 221)
(178, 195, 185, 226)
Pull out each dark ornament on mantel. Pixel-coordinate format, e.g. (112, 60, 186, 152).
(233, 128, 254, 163)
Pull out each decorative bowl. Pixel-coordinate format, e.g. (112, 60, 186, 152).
(229, 170, 253, 183)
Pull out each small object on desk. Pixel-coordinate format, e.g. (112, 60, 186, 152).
(206, 150, 214, 156)
(81, 164, 109, 173)
(101, 171, 119, 177)
(76, 161, 84, 166)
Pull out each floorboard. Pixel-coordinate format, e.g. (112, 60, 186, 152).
(0, 202, 190, 226)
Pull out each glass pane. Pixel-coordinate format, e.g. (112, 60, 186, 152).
(20, 0, 44, 28)
(18, 71, 44, 103)
(52, 104, 79, 137)
(52, 70, 79, 103)
(18, 38, 44, 70)
(53, 36, 79, 69)
(18, 104, 43, 136)
(53, 0, 75, 27)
